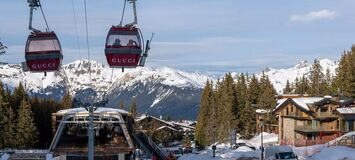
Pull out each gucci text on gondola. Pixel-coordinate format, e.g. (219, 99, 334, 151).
(32, 63, 56, 69)
(111, 58, 136, 64)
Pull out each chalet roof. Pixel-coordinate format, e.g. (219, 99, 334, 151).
(313, 98, 339, 107)
(156, 126, 178, 132)
(273, 97, 324, 113)
(339, 98, 354, 107)
(136, 115, 175, 127)
(55, 107, 129, 116)
(172, 122, 195, 131)
(336, 107, 355, 114)
(274, 98, 288, 110)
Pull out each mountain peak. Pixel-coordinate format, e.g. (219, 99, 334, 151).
(294, 60, 309, 69)
(259, 59, 338, 94)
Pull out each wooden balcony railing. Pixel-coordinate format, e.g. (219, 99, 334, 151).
(295, 125, 338, 132)
(316, 112, 338, 118)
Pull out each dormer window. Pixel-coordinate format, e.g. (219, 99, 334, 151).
(320, 107, 328, 112)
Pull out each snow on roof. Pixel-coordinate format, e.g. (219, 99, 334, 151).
(156, 125, 178, 132)
(172, 122, 195, 130)
(336, 107, 355, 114)
(136, 115, 174, 127)
(274, 98, 288, 111)
(56, 107, 129, 115)
(256, 109, 271, 114)
(274, 97, 324, 111)
(293, 97, 325, 110)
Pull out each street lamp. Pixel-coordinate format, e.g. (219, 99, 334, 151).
(260, 118, 264, 160)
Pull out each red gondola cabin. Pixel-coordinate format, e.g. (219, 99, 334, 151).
(105, 26, 143, 68)
(25, 32, 63, 72)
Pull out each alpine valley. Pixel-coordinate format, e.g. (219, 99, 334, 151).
(0, 59, 338, 120)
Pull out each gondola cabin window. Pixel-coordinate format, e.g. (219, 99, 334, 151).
(107, 34, 140, 47)
(28, 39, 61, 52)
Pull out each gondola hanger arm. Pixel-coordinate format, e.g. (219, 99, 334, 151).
(125, 0, 138, 27)
(28, 0, 41, 33)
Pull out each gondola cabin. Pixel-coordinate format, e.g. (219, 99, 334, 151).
(25, 32, 63, 72)
(105, 26, 143, 68)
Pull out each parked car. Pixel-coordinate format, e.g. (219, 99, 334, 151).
(235, 142, 256, 150)
(265, 146, 298, 160)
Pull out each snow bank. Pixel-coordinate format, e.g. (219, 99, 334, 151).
(178, 144, 259, 160)
(310, 146, 355, 160)
(248, 132, 279, 148)
(293, 131, 355, 158)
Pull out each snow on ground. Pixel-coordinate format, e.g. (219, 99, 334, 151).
(179, 143, 259, 160)
(248, 132, 279, 148)
(179, 132, 279, 160)
(309, 146, 355, 160)
(179, 132, 355, 160)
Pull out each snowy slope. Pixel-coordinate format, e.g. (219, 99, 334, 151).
(257, 59, 338, 94)
(0, 60, 211, 119)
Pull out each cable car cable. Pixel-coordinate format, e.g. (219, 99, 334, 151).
(83, 1, 95, 160)
(119, 0, 127, 26)
(38, 0, 50, 32)
(71, 0, 82, 58)
(83, 0, 92, 89)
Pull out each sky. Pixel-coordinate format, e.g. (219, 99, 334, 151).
(0, 0, 355, 75)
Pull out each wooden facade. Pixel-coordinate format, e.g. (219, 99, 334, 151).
(273, 97, 354, 147)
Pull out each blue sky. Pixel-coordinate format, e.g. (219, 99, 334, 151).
(1, 0, 355, 74)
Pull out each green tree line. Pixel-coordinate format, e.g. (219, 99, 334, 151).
(195, 72, 276, 147)
(0, 82, 72, 149)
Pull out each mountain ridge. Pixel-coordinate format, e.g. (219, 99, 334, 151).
(0, 58, 339, 119)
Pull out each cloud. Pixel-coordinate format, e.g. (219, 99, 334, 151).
(290, 10, 337, 22)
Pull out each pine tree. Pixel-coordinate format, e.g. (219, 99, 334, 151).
(216, 73, 235, 142)
(258, 72, 276, 132)
(15, 98, 39, 148)
(60, 91, 72, 110)
(351, 46, 355, 97)
(248, 74, 260, 105)
(0, 105, 16, 148)
(11, 82, 28, 112)
(323, 68, 333, 95)
(234, 73, 252, 138)
(309, 59, 324, 96)
(130, 98, 138, 118)
(294, 75, 309, 94)
(195, 80, 213, 147)
(283, 80, 292, 94)
(334, 50, 353, 97)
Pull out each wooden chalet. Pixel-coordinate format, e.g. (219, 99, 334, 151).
(273, 96, 355, 147)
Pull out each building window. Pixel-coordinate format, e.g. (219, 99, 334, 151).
(286, 108, 289, 115)
(321, 107, 327, 112)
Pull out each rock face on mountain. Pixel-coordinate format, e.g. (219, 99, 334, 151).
(0, 58, 338, 119)
(0, 60, 210, 120)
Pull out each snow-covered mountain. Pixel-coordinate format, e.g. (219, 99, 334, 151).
(0, 58, 339, 119)
(257, 59, 338, 94)
(0, 59, 211, 120)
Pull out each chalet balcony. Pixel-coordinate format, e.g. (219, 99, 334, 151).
(295, 125, 338, 133)
(282, 113, 311, 120)
(316, 112, 338, 119)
